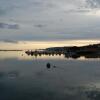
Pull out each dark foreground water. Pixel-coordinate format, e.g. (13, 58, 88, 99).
(0, 51, 100, 100)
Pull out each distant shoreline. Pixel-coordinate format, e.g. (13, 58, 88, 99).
(0, 43, 100, 52)
(0, 50, 23, 51)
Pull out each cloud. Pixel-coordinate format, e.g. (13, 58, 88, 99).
(0, 0, 100, 41)
(51, 0, 100, 14)
(0, 22, 19, 29)
(34, 24, 47, 28)
(1, 40, 18, 44)
(86, 0, 100, 8)
(0, 9, 6, 16)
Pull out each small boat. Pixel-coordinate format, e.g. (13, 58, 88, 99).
(46, 63, 51, 69)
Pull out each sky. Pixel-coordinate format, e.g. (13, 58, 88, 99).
(0, 0, 100, 49)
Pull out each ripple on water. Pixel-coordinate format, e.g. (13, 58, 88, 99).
(7, 71, 19, 79)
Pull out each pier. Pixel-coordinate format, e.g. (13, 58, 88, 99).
(25, 50, 64, 56)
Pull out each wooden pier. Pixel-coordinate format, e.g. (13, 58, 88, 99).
(25, 50, 64, 56)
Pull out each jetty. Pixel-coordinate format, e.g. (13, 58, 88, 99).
(25, 49, 63, 56)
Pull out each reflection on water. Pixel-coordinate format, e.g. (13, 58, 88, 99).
(0, 51, 100, 100)
(25, 51, 100, 60)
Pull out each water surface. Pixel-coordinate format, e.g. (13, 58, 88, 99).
(0, 51, 100, 100)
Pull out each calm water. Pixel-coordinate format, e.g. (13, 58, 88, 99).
(0, 51, 100, 100)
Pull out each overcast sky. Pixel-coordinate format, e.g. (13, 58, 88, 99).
(0, 0, 100, 41)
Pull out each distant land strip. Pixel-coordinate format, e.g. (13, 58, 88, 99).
(0, 50, 23, 51)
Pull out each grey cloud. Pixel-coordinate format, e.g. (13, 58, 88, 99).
(0, 0, 100, 41)
(0, 0, 100, 15)
(34, 24, 47, 28)
(86, 0, 100, 8)
(59, 0, 100, 13)
(64, 9, 91, 14)
(0, 9, 6, 16)
(0, 23, 19, 29)
(1, 40, 18, 44)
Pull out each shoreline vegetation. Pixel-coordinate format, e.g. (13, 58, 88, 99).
(25, 43, 100, 59)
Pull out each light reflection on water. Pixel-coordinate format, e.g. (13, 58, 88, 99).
(0, 51, 100, 100)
